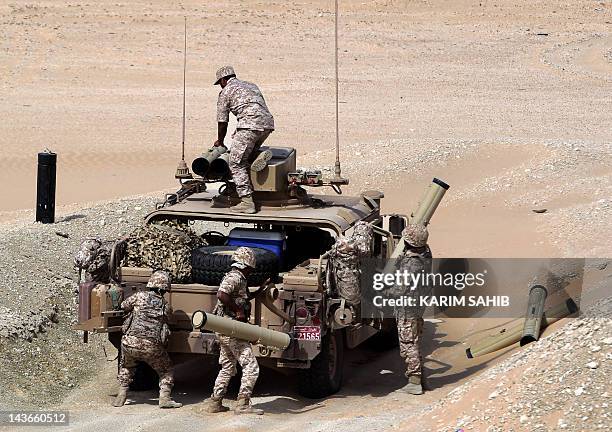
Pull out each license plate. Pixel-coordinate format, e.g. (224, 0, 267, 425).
(294, 326, 321, 341)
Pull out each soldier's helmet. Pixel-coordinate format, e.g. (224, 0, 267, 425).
(231, 247, 256, 269)
(402, 224, 429, 248)
(147, 270, 171, 291)
(214, 65, 236, 85)
(74, 238, 103, 270)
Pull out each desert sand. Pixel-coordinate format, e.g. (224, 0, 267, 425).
(1, 0, 610, 257)
(0, 1, 610, 431)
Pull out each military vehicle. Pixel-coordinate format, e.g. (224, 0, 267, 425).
(74, 16, 450, 398)
(74, 143, 449, 398)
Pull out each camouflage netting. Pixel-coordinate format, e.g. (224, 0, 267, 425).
(122, 219, 206, 283)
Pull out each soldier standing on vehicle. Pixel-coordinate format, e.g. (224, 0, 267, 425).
(395, 224, 432, 395)
(213, 65, 275, 215)
(113, 270, 182, 409)
(204, 247, 264, 415)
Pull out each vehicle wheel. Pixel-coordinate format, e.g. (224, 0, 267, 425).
(191, 246, 279, 286)
(297, 330, 344, 398)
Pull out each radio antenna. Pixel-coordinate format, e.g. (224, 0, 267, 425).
(332, 0, 348, 187)
(175, 16, 192, 180)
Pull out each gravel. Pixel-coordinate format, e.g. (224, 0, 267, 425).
(421, 293, 612, 432)
(0, 195, 159, 409)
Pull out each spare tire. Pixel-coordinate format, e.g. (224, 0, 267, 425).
(191, 246, 279, 286)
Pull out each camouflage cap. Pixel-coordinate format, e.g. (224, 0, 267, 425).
(147, 270, 171, 291)
(214, 65, 236, 85)
(334, 237, 355, 254)
(402, 224, 429, 248)
(351, 221, 372, 237)
(74, 237, 103, 269)
(232, 247, 256, 268)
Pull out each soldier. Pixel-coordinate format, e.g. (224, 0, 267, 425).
(395, 224, 432, 395)
(113, 270, 182, 409)
(328, 221, 374, 305)
(74, 237, 112, 283)
(204, 247, 264, 415)
(213, 65, 275, 214)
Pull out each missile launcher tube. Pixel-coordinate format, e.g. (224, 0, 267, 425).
(192, 146, 228, 177)
(520, 285, 548, 346)
(192, 311, 291, 350)
(382, 178, 449, 274)
(208, 152, 231, 179)
(466, 298, 578, 358)
(410, 178, 450, 226)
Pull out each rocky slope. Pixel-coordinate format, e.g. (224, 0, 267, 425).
(0, 195, 159, 408)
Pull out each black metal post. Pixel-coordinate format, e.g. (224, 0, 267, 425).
(36, 151, 57, 223)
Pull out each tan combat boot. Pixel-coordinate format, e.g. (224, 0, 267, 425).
(234, 396, 263, 415)
(203, 397, 229, 413)
(250, 149, 273, 172)
(159, 388, 182, 408)
(112, 386, 129, 407)
(402, 375, 424, 395)
(230, 195, 257, 214)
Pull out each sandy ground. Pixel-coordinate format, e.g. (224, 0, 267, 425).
(0, 0, 611, 431)
(1, 0, 611, 256)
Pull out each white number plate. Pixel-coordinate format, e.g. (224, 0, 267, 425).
(294, 326, 321, 341)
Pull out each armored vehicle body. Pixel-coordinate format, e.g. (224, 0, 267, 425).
(75, 146, 447, 397)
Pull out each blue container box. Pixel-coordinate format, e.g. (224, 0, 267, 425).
(228, 228, 286, 260)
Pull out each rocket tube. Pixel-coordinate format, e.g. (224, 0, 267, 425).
(191, 310, 291, 350)
(466, 298, 578, 358)
(192, 146, 228, 176)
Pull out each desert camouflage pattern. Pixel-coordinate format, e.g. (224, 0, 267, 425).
(232, 246, 256, 269)
(349, 221, 374, 255)
(123, 220, 205, 283)
(213, 268, 248, 318)
(214, 65, 235, 84)
(394, 247, 432, 378)
(396, 316, 424, 378)
(230, 129, 271, 197)
(118, 335, 174, 391)
(402, 224, 429, 248)
(217, 77, 275, 131)
(74, 237, 112, 283)
(211, 267, 259, 399)
(212, 334, 259, 399)
(328, 222, 374, 305)
(392, 248, 433, 318)
(121, 290, 172, 344)
(147, 270, 171, 291)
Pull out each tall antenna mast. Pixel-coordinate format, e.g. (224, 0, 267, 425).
(182, 15, 187, 160)
(175, 16, 192, 179)
(332, 0, 347, 186)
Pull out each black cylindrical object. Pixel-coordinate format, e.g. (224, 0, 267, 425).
(388, 214, 406, 237)
(36, 151, 57, 223)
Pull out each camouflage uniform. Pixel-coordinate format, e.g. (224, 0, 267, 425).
(328, 221, 373, 306)
(118, 290, 174, 391)
(211, 268, 259, 399)
(217, 77, 274, 198)
(74, 238, 112, 283)
(395, 224, 432, 379)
